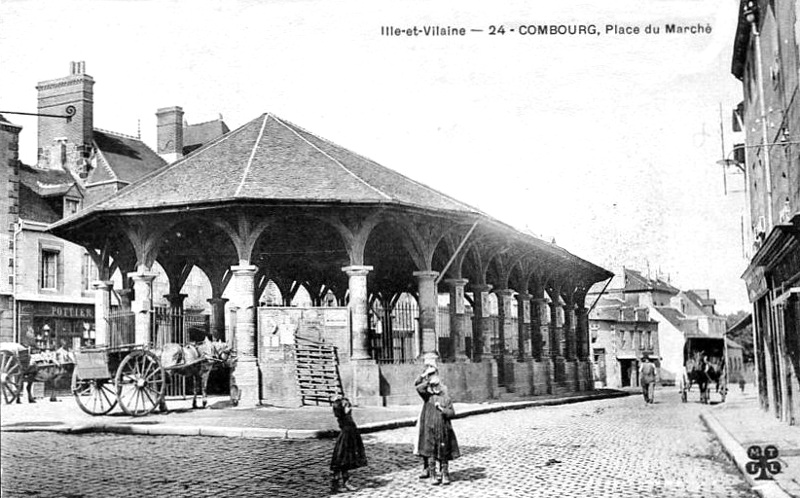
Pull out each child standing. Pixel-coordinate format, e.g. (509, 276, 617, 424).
(417, 375, 460, 485)
(330, 396, 367, 493)
(414, 361, 438, 478)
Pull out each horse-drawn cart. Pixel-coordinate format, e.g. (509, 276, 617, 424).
(682, 336, 728, 404)
(71, 339, 235, 417)
(72, 344, 166, 416)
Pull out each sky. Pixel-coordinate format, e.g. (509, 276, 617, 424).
(0, 0, 749, 313)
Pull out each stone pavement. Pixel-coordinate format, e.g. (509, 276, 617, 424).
(701, 387, 800, 498)
(3, 384, 798, 497)
(0, 389, 628, 439)
(0, 388, 756, 498)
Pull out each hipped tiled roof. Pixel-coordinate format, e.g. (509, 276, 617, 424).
(83, 113, 482, 214)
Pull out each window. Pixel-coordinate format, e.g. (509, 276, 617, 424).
(81, 252, 97, 291)
(65, 198, 80, 217)
(40, 250, 59, 289)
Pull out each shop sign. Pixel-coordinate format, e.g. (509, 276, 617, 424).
(744, 266, 768, 303)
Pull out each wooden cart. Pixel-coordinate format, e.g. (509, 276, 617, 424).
(0, 343, 29, 404)
(72, 344, 166, 416)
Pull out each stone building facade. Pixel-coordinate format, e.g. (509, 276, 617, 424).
(0, 61, 228, 346)
(0, 115, 22, 341)
(733, 0, 800, 425)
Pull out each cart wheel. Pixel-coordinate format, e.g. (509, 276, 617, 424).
(0, 351, 23, 404)
(72, 369, 117, 415)
(116, 350, 165, 416)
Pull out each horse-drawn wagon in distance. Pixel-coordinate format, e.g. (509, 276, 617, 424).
(681, 335, 729, 404)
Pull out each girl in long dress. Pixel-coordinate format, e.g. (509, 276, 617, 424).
(330, 396, 367, 493)
(413, 362, 438, 477)
(416, 375, 460, 485)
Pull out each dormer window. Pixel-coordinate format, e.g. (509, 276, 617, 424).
(65, 198, 80, 217)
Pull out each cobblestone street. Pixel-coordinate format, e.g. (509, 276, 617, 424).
(1, 389, 755, 498)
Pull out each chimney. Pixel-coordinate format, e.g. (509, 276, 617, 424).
(156, 106, 184, 163)
(36, 61, 94, 174)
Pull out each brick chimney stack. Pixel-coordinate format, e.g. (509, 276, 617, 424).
(156, 106, 184, 163)
(36, 61, 94, 176)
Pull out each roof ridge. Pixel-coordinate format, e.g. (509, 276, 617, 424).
(270, 114, 392, 201)
(186, 117, 225, 128)
(94, 127, 139, 140)
(273, 114, 480, 212)
(235, 114, 269, 197)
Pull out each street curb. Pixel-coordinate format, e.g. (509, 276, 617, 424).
(1, 390, 630, 439)
(700, 411, 792, 498)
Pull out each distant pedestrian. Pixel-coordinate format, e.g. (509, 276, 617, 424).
(330, 396, 367, 493)
(639, 356, 658, 404)
(414, 357, 439, 478)
(416, 374, 460, 485)
(739, 375, 746, 393)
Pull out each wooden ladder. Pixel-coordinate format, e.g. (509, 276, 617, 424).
(294, 336, 344, 406)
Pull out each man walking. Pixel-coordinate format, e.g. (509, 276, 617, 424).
(639, 356, 658, 404)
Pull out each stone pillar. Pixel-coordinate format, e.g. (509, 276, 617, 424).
(343, 265, 373, 361)
(564, 303, 576, 360)
(230, 264, 259, 406)
(446, 278, 470, 362)
(92, 280, 113, 347)
(550, 299, 563, 359)
(496, 289, 515, 356)
(128, 271, 157, 345)
(414, 271, 440, 357)
(118, 288, 133, 311)
(531, 298, 545, 360)
(207, 297, 229, 340)
(516, 293, 532, 361)
(576, 306, 589, 360)
(468, 284, 492, 362)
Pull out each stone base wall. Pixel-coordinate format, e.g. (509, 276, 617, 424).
(256, 353, 595, 407)
(563, 361, 577, 392)
(376, 361, 495, 406)
(532, 360, 551, 395)
(340, 361, 382, 406)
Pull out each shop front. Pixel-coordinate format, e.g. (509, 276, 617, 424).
(17, 301, 95, 350)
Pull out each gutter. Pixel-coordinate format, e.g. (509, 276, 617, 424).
(12, 221, 22, 342)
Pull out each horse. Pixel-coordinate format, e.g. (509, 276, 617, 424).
(21, 347, 75, 403)
(154, 338, 236, 410)
(685, 353, 724, 404)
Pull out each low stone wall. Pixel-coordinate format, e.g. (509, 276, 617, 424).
(376, 361, 496, 406)
(533, 360, 551, 395)
(564, 361, 577, 392)
(259, 362, 299, 407)
(340, 362, 382, 407)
